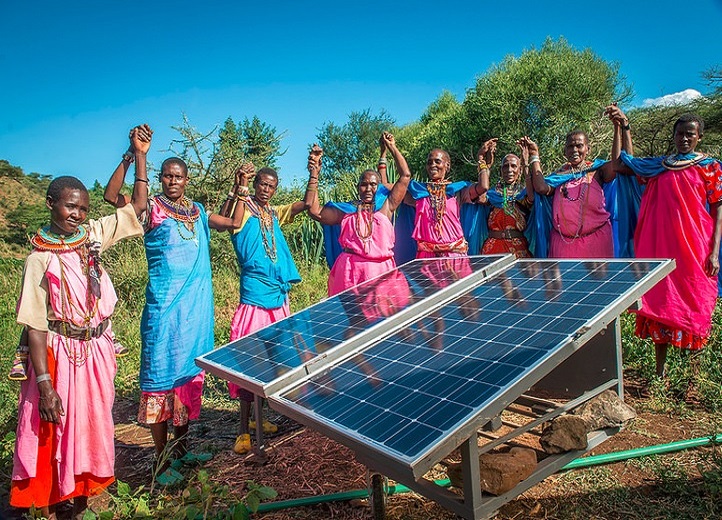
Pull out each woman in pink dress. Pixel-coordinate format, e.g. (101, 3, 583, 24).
(618, 114, 722, 379)
(404, 139, 497, 258)
(528, 105, 629, 258)
(11, 128, 148, 519)
(310, 132, 412, 296)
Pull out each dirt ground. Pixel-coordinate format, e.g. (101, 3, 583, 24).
(4, 376, 721, 520)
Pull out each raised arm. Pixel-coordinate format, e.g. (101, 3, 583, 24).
(128, 125, 151, 216)
(307, 144, 345, 225)
(293, 144, 323, 217)
(468, 138, 497, 200)
(104, 124, 153, 208)
(210, 163, 254, 231)
(517, 138, 534, 204)
(597, 104, 630, 183)
(377, 134, 393, 190)
(524, 137, 553, 195)
(382, 133, 411, 214)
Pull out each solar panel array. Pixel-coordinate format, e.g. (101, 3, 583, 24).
(197, 255, 511, 395)
(271, 259, 668, 475)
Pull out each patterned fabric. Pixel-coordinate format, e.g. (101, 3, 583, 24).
(481, 204, 532, 258)
(635, 316, 708, 351)
(138, 372, 205, 426)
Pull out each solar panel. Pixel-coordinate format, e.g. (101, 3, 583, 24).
(196, 254, 513, 396)
(269, 259, 673, 480)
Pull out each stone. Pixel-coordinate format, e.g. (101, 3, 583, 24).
(539, 415, 588, 454)
(571, 389, 637, 431)
(447, 447, 537, 496)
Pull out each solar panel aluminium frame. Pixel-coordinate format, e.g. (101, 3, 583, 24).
(196, 254, 515, 399)
(268, 258, 675, 484)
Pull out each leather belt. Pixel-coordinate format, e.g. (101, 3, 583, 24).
(48, 319, 110, 340)
(488, 229, 524, 239)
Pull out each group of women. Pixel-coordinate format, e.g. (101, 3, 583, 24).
(11, 108, 722, 518)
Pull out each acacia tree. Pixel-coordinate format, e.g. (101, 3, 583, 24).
(168, 114, 285, 208)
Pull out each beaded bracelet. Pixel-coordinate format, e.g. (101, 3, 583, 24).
(237, 186, 250, 196)
(378, 157, 388, 165)
(477, 160, 489, 172)
(36, 373, 52, 384)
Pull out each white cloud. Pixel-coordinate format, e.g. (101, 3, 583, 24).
(642, 89, 703, 108)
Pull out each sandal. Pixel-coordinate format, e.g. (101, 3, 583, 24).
(249, 419, 278, 434)
(8, 348, 29, 381)
(114, 340, 129, 358)
(233, 434, 252, 454)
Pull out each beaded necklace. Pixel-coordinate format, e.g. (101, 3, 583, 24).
(498, 182, 520, 216)
(31, 225, 89, 251)
(555, 172, 593, 243)
(155, 195, 199, 241)
(354, 202, 374, 240)
(247, 197, 278, 262)
(555, 160, 594, 177)
(663, 152, 707, 171)
(427, 181, 450, 237)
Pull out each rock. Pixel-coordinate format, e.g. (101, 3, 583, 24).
(447, 447, 537, 496)
(572, 389, 637, 430)
(540, 415, 588, 454)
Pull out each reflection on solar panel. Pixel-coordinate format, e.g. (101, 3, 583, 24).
(269, 259, 672, 480)
(196, 254, 513, 396)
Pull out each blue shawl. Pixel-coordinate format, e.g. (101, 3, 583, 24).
(140, 202, 214, 392)
(232, 204, 301, 309)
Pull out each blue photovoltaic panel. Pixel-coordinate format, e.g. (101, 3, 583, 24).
(274, 259, 666, 466)
(196, 255, 508, 392)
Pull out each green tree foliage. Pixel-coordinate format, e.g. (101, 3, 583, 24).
(316, 108, 396, 190)
(402, 38, 632, 183)
(628, 65, 722, 157)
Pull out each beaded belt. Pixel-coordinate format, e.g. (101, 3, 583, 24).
(416, 237, 469, 255)
(48, 319, 110, 340)
(488, 229, 524, 240)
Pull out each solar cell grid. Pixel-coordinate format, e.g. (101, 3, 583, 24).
(197, 255, 509, 394)
(274, 259, 666, 468)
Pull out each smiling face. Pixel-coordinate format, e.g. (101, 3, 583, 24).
(357, 170, 379, 203)
(673, 120, 702, 154)
(500, 155, 521, 185)
(47, 188, 90, 235)
(160, 160, 189, 201)
(564, 132, 589, 167)
(253, 173, 279, 206)
(426, 149, 450, 182)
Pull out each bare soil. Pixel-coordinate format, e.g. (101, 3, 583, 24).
(4, 375, 721, 520)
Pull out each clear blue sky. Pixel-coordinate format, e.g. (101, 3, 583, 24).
(1, 0, 720, 188)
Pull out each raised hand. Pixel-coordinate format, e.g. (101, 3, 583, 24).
(131, 124, 153, 154)
(381, 131, 396, 149)
(516, 137, 530, 165)
(235, 162, 255, 186)
(518, 136, 539, 156)
(604, 103, 628, 127)
(477, 138, 499, 167)
(308, 143, 323, 176)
